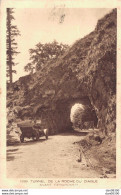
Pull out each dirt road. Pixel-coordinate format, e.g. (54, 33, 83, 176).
(7, 133, 102, 178)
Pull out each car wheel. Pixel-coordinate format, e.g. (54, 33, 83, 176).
(36, 132, 39, 141)
(20, 134, 24, 143)
(32, 136, 35, 141)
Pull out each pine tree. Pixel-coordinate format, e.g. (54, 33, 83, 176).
(6, 8, 20, 86)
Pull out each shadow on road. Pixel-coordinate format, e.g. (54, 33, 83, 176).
(7, 137, 50, 147)
(57, 131, 88, 136)
(7, 154, 15, 161)
(7, 148, 19, 161)
(21, 138, 48, 145)
(7, 148, 18, 152)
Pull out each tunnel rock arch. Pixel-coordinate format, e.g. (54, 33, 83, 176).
(34, 96, 98, 134)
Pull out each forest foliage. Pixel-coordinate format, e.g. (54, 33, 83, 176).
(24, 40, 69, 74)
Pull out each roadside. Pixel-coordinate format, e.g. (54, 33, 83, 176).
(76, 132, 116, 178)
(7, 132, 105, 178)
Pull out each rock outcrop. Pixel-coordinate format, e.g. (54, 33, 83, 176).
(7, 9, 116, 135)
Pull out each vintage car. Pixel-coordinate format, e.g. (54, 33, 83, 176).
(17, 120, 48, 143)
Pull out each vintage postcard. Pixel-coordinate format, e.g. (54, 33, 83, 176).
(0, 0, 121, 189)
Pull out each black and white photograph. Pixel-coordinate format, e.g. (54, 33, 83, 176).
(1, 0, 121, 189)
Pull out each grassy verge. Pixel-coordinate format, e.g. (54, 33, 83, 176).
(76, 132, 116, 177)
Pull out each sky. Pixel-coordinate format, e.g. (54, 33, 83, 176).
(12, 8, 112, 81)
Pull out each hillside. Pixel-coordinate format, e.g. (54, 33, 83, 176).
(7, 9, 116, 135)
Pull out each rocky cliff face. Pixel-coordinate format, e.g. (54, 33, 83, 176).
(7, 9, 116, 135)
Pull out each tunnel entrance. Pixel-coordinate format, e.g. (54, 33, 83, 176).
(70, 102, 98, 131)
(34, 97, 98, 134)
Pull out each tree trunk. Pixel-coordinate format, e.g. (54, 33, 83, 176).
(7, 8, 13, 87)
